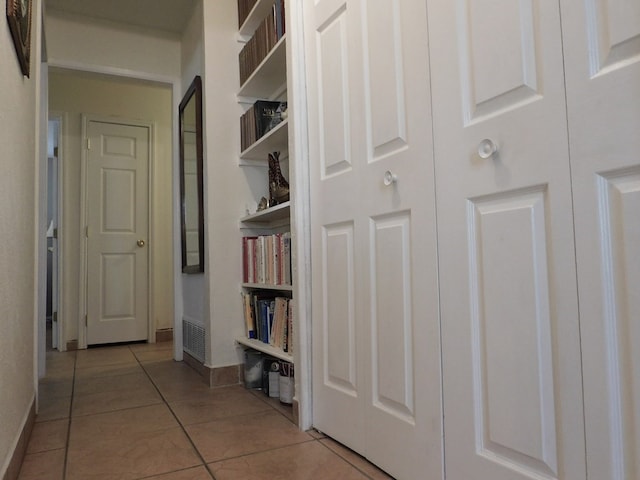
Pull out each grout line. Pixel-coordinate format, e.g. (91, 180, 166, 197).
(62, 352, 78, 480)
(134, 346, 219, 480)
(315, 438, 393, 480)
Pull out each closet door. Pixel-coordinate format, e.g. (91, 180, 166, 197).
(561, 1, 640, 478)
(426, 1, 586, 479)
(304, 1, 442, 478)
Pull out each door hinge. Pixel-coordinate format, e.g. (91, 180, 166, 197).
(53, 311, 58, 323)
(53, 228, 58, 239)
(86, 138, 91, 150)
(54, 146, 59, 157)
(85, 314, 88, 327)
(85, 225, 89, 238)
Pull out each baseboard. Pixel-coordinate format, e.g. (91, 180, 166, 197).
(155, 328, 173, 343)
(2, 397, 35, 480)
(182, 351, 241, 387)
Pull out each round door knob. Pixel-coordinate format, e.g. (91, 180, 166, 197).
(478, 138, 498, 159)
(383, 170, 397, 186)
(137, 239, 145, 247)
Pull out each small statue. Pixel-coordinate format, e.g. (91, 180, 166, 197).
(268, 151, 289, 206)
(257, 197, 268, 211)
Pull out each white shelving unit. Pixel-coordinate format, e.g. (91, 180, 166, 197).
(237, 0, 293, 366)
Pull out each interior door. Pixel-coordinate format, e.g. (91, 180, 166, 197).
(560, 1, 640, 478)
(86, 120, 149, 345)
(305, 1, 442, 478)
(426, 1, 586, 478)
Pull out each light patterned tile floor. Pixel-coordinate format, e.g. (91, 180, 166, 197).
(18, 343, 394, 480)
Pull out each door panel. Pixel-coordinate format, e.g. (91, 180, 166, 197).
(427, 0, 585, 477)
(462, 0, 541, 120)
(86, 121, 149, 345)
(323, 222, 357, 395)
(306, 1, 442, 478)
(561, 0, 640, 477)
(469, 187, 557, 477)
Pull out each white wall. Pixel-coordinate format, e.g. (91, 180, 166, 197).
(45, 10, 180, 81)
(48, 71, 174, 345)
(202, 0, 255, 367)
(179, 1, 206, 336)
(0, 0, 41, 475)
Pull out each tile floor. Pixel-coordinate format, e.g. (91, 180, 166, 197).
(18, 342, 394, 480)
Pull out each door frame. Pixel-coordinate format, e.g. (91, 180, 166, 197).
(78, 114, 155, 348)
(48, 112, 66, 352)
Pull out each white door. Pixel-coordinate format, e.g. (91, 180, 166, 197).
(561, 1, 640, 478)
(305, 1, 442, 478)
(427, 1, 586, 479)
(86, 120, 149, 345)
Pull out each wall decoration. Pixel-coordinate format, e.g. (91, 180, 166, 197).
(6, 0, 32, 77)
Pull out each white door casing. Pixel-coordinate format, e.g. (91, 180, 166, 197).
(427, 0, 586, 479)
(561, 0, 640, 478)
(84, 119, 150, 345)
(305, 0, 442, 478)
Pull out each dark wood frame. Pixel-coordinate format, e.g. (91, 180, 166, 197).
(6, 0, 32, 77)
(179, 75, 205, 274)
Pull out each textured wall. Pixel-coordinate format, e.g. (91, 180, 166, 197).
(0, 0, 41, 475)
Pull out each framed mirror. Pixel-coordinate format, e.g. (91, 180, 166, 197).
(179, 75, 205, 273)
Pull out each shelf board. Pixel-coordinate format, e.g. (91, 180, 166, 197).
(238, 36, 287, 99)
(236, 336, 294, 363)
(241, 201, 290, 225)
(239, 0, 277, 38)
(240, 119, 288, 162)
(242, 282, 293, 291)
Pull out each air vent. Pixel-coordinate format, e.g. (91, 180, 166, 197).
(182, 318, 205, 362)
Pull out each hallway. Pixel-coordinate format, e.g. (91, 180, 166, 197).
(18, 343, 392, 479)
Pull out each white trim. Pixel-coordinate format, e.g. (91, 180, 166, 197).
(48, 59, 178, 88)
(48, 112, 67, 352)
(79, 114, 155, 348)
(287, 0, 313, 431)
(0, 394, 35, 479)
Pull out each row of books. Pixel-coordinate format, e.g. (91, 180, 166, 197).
(239, 0, 285, 86)
(243, 233, 292, 286)
(240, 100, 287, 152)
(237, 0, 258, 28)
(242, 293, 294, 353)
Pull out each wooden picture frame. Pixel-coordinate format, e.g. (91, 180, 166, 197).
(6, 0, 32, 77)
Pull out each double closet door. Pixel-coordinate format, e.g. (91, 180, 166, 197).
(304, 0, 639, 479)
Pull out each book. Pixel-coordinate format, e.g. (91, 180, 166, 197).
(241, 292, 256, 339)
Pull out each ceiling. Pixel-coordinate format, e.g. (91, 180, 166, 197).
(46, 0, 197, 34)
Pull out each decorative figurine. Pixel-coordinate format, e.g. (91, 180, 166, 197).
(268, 151, 290, 206)
(257, 197, 268, 211)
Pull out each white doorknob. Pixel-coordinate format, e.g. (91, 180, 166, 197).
(478, 139, 498, 159)
(383, 170, 397, 186)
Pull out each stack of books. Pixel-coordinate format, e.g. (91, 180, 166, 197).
(238, 0, 286, 85)
(237, 0, 258, 28)
(240, 100, 287, 151)
(242, 232, 292, 286)
(242, 293, 294, 354)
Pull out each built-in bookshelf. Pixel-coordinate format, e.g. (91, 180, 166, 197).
(236, 0, 294, 372)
